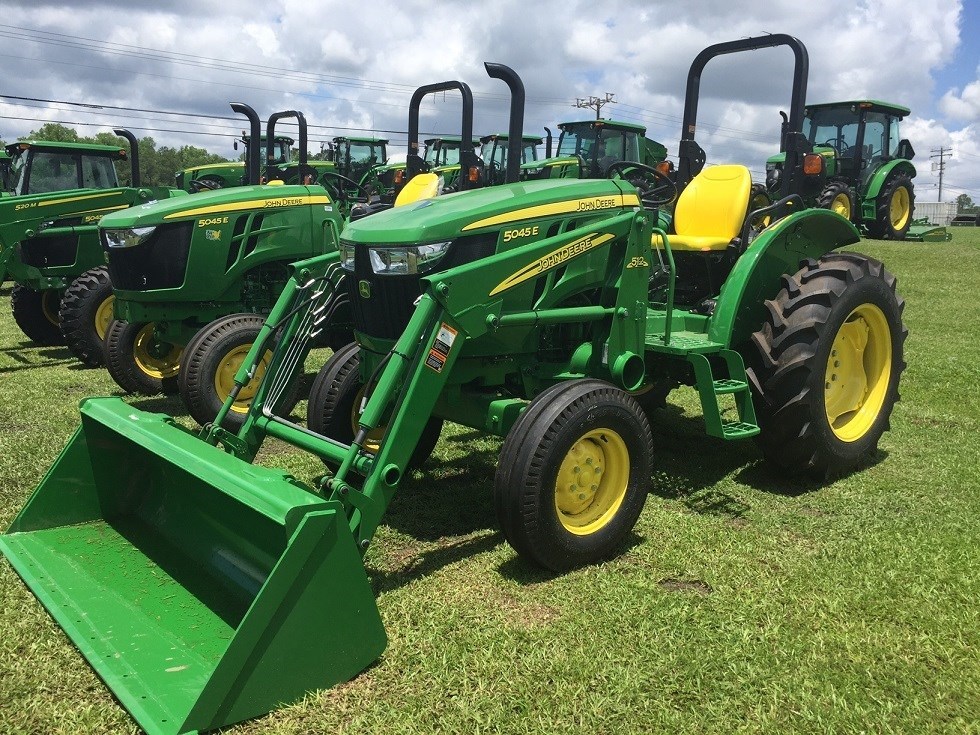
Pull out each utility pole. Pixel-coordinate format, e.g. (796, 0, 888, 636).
(931, 146, 953, 202)
(574, 93, 616, 120)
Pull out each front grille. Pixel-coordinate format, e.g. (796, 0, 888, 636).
(349, 233, 497, 339)
(105, 222, 193, 290)
(349, 270, 420, 339)
(20, 234, 79, 268)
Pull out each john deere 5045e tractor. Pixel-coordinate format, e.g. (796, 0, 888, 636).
(98, 79, 482, 428)
(0, 40, 907, 735)
(765, 100, 916, 239)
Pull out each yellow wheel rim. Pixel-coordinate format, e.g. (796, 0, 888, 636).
(133, 323, 182, 380)
(41, 290, 60, 326)
(350, 384, 384, 453)
(824, 304, 892, 442)
(94, 295, 115, 341)
(889, 186, 910, 230)
(213, 343, 271, 415)
(554, 428, 630, 535)
(831, 192, 851, 219)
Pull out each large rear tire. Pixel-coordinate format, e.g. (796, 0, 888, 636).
(104, 319, 181, 395)
(494, 379, 654, 572)
(11, 284, 65, 345)
(59, 266, 115, 367)
(178, 314, 299, 430)
(306, 342, 442, 470)
(866, 172, 914, 240)
(748, 253, 907, 478)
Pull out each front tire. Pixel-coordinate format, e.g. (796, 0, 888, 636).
(866, 172, 914, 240)
(494, 379, 654, 572)
(104, 320, 181, 395)
(306, 342, 442, 469)
(817, 180, 856, 221)
(749, 253, 907, 478)
(11, 284, 65, 345)
(59, 266, 115, 367)
(178, 314, 299, 430)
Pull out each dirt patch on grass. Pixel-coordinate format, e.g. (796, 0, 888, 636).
(658, 577, 713, 595)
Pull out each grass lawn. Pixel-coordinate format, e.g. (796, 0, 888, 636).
(1, 229, 978, 734)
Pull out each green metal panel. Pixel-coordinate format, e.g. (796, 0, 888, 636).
(1, 397, 385, 735)
(707, 208, 861, 348)
(860, 158, 917, 203)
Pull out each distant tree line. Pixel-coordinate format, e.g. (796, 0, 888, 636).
(957, 193, 977, 214)
(1, 123, 232, 187)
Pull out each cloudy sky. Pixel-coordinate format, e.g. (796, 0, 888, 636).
(1, 0, 977, 205)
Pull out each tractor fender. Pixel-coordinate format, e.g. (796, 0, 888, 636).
(707, 208, 861, 349)
(861, 159, 917, 202)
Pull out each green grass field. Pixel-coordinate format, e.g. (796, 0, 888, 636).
(1, 231, 978, 734)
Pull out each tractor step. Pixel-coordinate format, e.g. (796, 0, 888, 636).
(646, 330, 725, 355)
(713, 378, 749, 394)
(685, 350, 760, 440)
(721, 419, 761, 439)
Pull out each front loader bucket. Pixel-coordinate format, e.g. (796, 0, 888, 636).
(0, 397, 385, 735)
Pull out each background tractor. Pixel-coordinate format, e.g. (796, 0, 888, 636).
(174, 133, 293, 192)
(521, 118, 668, 180)
(0, 130, 184, 354)
(0, 39, 908, 735)
(765, 100, 916, 239)
(478, 132, 542, 185)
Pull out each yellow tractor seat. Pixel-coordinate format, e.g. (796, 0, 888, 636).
(655, 164, 752, 252)
(395, 172, 441, 207)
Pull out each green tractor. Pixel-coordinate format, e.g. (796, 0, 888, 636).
(326, 135, 389, 195)
(97, 81, 474, 427)
(765, 100, 916, 239)
(0, 131, 186, 353)
(0, 40, 908, 735)
(374, 134, 483, 202)
(521, 118, 669, 180)
(174, 133, 293, 192)
(478, 132, 543, 186)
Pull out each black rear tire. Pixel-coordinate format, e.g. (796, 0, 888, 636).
(11, 284, 65, 345)
(59, 266, 114, 367)
(748, 252, 907, 478)
(178, 314, 300, 430)
(104, 319, 181, 395)
(866, 172, 914, 240)
(494, 379, 654, 572)
(307, 342, 442, 470)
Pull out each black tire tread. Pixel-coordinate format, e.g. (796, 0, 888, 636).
(11, 284, 65, 345)
(59, 266, 113, 367)
(748, 252, 907, 477)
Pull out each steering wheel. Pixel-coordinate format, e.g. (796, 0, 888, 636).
(189, 177, 223, 192)
(821, 139, 850, 154)
(606, 161, 677, 207)
(318, 171, 372, 207)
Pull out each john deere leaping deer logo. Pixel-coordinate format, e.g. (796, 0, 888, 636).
(359, 280, 371, 298)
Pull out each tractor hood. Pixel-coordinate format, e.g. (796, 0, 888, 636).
(342, 178, 640, 245)
(99, 184, 333, 229)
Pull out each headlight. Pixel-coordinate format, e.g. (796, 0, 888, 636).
(339, 240, 356, 270)
(368, 241, 451, 275)
(102, 226, 157, 249)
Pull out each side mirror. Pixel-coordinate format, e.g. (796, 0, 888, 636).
(896, 138, 915, 161)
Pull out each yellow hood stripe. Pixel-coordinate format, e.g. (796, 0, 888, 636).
(463, 193, 640, 232)
(39, 191, 124, 207)
(490, 232, 615, 297)
(163, 194, 331, 219)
